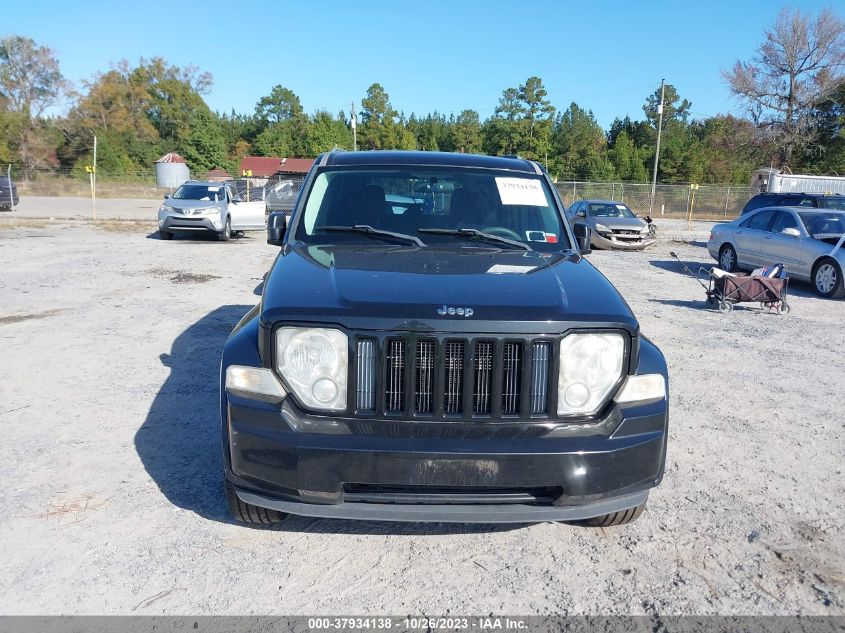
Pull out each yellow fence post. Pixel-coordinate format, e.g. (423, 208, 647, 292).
(687, 183, 699, 230)
(85, 165, 96, 220)
(242, 169, 252, 202)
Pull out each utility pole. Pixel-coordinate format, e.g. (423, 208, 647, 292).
(648, 78, 665, 217)
(351, 102, 357, 151)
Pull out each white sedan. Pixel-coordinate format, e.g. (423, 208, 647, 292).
(707, 206, 845, 298)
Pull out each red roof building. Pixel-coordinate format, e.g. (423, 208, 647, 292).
(276, 157, 315, 174)
(239, 156, 314, 177)
(239, 156, 282, 177)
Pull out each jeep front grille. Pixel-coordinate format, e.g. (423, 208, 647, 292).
(385, 338, 405, 412)
(473, 342, 494, 414)
(502, 342, 522, 414)
(415, 340, 435, 413)
(353, 335, 553, 419)
(530, 341, 551, 414)
(444, 340, 465, 414)
(356, 339, 376, 412)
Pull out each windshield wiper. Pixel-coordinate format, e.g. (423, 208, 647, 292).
(316, 225, 426, 247)
(418, 227, 531, 251)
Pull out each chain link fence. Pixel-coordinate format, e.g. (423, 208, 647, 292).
(7, 168, 310, 205)
(8, 165, 755, 221)
(555, 181, 757, 220)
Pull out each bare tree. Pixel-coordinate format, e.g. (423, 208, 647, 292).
(0, 35, 70, 117)
(0, 35, 72, 176)
(723, 7, 845, 165)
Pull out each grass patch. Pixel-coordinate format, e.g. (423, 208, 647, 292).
(0, 218, 51, 230)
(93, 219, 155, 233)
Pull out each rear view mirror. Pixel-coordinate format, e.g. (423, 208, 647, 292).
(573, 223, 592, 255)
(267, 211, 287, 246)
(782, 227, 800, 238)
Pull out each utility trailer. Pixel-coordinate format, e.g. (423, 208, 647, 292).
(751, 168, 845, 195)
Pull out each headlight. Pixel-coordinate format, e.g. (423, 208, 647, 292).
(558, 332, 625, 415)
(594, 223, 611, 233)
(275, 327, 348, 412)
(201, 206, 221, 214)
(159, 204, 174, 213)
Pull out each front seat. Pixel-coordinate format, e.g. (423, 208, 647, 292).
(450, 186, 493, 229)
(811, 218, 832, 236)
(329, 185, 386, 228)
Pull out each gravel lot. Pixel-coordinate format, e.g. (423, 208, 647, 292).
(0, 217, 842, 616)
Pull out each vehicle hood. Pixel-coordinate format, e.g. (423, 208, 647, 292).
(162, 199, 222, 211)
(261, 243, 637, 332)
(591, 216, 646, 230)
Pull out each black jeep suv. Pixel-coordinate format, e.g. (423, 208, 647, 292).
(220, 151, 668, 526)
(741, 191, 845, 215)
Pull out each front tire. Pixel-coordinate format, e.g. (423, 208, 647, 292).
(718, 244, 737, 272)
(583, 501, 646, 527)
(812, 258, 844, 299)
(218, 217, 231, 242)
(225, 479, 287, 525)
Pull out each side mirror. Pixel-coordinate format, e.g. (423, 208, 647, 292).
(782, 227, 800, 238)
(163, 194, 170, 200)
(576, 210, 586, 218)
(573, 223, 592, 255)
(267, 211, 287, 246)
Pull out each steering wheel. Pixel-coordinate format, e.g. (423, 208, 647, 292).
(481, 226, 522, 241)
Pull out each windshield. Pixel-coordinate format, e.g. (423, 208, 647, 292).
(589, 203, 636, 219)
(294, 167, 570, 251)
(799, 211, 845, 237)
(819, 198, 845, 211)
(171, 184, 224, 201)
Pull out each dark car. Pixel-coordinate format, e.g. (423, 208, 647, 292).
(0, 176, 19, 210)
(263, 173, 305, 214)
(220, 150, 668, 526)
(741, 192, 845, 215)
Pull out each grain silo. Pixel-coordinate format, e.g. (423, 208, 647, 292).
(155, 153, 190, 188)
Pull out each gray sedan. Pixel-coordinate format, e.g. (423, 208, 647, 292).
(568, 200, 656, 250)
(707, 206, 845, 298)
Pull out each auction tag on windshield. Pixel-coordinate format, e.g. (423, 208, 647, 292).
(495, 177, 546, 206)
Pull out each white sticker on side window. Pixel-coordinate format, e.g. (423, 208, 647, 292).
(495, 177, 547, 206)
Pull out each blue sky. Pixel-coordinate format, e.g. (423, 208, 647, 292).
(4, 0, 838, 127)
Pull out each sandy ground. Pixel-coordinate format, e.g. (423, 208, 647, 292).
(0, 217, 842, 616)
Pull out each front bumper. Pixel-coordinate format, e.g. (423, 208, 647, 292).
(224, 393, 666, 523)
(592, 232, 656, 251)
(234, 484, 649, 523)
(220, 313, 668, 524)
(159, 213, 222, 233)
